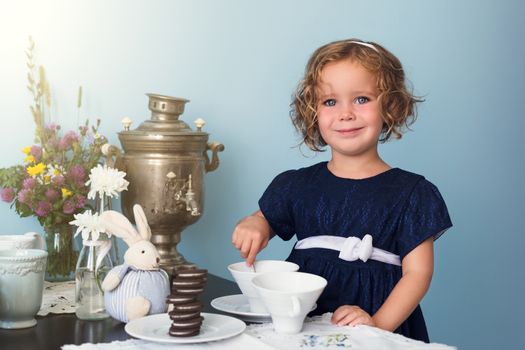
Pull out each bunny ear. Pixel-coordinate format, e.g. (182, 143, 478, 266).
(133, 204, 152, 241)
(99, 210, 141, 246)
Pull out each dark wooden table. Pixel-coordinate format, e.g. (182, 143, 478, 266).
(0, 274, 240, 350)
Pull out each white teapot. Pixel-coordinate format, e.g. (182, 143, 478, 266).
(0, 232, 45, 250)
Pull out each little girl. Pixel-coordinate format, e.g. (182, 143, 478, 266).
(231, 39, 452, 342)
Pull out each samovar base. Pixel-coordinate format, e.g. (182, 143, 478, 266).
(159, 253, 196, 276)
(151, 229, 195, 276)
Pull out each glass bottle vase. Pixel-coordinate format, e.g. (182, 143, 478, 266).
(95, 193, 120, 265)
(75, 235, 113, 320)
(44, 223, 78, 282)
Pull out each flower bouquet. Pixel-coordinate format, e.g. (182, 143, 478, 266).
(0, 37, 107, 281)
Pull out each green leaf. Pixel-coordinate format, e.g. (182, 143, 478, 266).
(0, 166, 25, 188)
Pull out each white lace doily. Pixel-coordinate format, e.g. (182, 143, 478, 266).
(38, 280, 76, 316)
(245, 313, 457, 350)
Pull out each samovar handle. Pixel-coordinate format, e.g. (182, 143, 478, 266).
(101, 143, 124, 170)
(204, 142, 225, 173)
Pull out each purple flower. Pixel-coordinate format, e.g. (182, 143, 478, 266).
(48, 138, 59, 149)
(17, 189, 32, 204)
(65, 130, 79, 140)
(58, 139, 70, 150)
(30, 146, 43, 162)
(74, 195, 87, 209)
(23, 177, 36, 189)
(68, 165, 86, 185)
(58, 131, 79, 150)
(52, 175, 65, 186)
(45, 188, 59, 201)
(46, 123, 58, 131)
(62, 200, 76, 214)
(0, 188, 15, 202)
(35, 201, 52, 217)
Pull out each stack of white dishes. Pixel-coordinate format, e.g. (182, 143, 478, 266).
(212, 260, 327, 334)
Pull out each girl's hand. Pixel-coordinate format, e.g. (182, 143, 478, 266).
(331, 305, 376, 327)
(231, 211, 272, 266)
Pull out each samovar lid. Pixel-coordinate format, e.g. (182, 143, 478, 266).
(118, 93, 209, 153)
(120, 93, 208, 136)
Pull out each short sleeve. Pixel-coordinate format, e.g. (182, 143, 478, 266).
(395, 179, 452, 259)
(258, 170, 297, 241)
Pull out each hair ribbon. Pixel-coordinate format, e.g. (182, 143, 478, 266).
(347, 40, 379, 52)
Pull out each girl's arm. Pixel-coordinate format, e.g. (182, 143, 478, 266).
(373, 237, 434, 330)
(332, 237, 434, 330)
(231, 210, 274, 266)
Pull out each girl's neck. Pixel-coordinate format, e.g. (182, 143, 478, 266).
(327, 153, 390, 180)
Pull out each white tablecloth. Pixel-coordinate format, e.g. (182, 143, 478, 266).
(61, 313, 456, 350)
(62, 334, 274, 350)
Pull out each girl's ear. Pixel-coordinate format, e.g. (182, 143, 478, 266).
(133, 204, 152, 241)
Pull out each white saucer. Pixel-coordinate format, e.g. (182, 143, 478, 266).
(211, 294, 271, 323)
(211, 294, 317, 323)
(124, 312, 246, 344)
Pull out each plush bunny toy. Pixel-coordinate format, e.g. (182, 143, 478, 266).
(100, 204, 170, 323)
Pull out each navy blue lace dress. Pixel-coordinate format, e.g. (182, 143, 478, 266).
(258, 162, 452, 342)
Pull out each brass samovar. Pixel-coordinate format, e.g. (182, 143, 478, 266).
(104, 93, 224, 274)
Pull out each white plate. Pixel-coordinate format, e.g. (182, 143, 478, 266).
(211, 294, 317, 323)
(124, 312, 246, 344)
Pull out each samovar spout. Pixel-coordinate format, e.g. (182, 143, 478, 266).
(186, 198, 199, 216)
(183, 174, 200, 216)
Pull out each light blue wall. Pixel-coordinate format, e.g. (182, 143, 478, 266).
(1, 1, 523, 348)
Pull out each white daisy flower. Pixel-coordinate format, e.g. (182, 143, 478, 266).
(46, 163, 66, 178)
(86, 164, 129, 199)
(69, 210, 108, 241)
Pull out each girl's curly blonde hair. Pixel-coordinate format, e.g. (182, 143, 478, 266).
(291, 39, 423, 152)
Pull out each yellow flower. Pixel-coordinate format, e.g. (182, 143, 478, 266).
(54, 169, 61, 176)
(44, 175, 51, 184)
(24, 155, 36, 163)
(22, 146, 31, 154)
(27, 162, 46, 177)
(61, 188, 72, 198)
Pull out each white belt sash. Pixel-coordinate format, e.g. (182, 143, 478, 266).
(295, 234, 401, 266)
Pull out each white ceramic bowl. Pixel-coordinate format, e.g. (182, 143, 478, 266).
(228, 260, 299, 313)
(252, 271, 327, 334)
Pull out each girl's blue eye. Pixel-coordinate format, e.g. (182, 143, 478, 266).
(354, 96, 369, 104)
(323, 99, 336, 107)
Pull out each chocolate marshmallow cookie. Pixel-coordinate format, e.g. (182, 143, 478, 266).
(166, 267, 208, 337)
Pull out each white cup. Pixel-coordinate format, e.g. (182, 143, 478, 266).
(252, 271, 327, 334)
(228, 260, 299, 313)
(0, 249, 48, 329)
(0, 232, 45, 250)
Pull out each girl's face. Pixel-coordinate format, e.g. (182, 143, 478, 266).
(317, 59, 383, 160)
